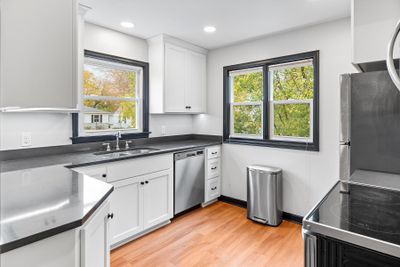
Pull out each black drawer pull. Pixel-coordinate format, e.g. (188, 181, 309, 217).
(211, 152, 218, 155)
(140, 181, 145, 185)
(107, 213, 114, 219)
(211, 187, 217, 191)
(145, 181, 149, 184)
(102, 174, 107, 178)
(211, 167, 217, 170)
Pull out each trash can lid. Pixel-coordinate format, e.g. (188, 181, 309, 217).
(247, 165, 282, 173)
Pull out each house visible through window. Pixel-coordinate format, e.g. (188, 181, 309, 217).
(72, 50, 149, 143)
(224, 51, 319, 151)
(90, 114, 103, 123)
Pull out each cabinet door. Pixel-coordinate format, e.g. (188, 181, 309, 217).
(142, 169, 173, 230)
(185, 51, 206, 113)
(110, 178, 143, 246)
(0, 0, 77, 109)
(164, 43, 186, 112)
(81, 200, 111, 267)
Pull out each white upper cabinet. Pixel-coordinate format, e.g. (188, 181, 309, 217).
(352, 0, 400, 66)
(165, 43, 187, 112)
(0, 0, 78, 110)
(148, 34, 207, 114)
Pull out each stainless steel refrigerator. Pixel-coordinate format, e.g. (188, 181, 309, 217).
(339, 70, 400, 189)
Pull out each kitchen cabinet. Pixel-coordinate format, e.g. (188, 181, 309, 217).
(204, 146, 222, 204)
(81, 200, 111, 267)
(0, 198, 111, 267)
(142, 170, 172, 229)
(148, 34, 207, 114)
(73, 154, 174, 248)
(110, 168, 173, 247)
(0, 0, 79, 111)
(351, 0, 400, 69)
(110, 177, 142, 246)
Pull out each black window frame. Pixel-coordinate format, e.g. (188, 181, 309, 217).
(223, 50, 319, 151)
(71, 50, 150, 144)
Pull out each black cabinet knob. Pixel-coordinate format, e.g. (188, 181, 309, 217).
(185, 106, 190, 109)
(107, 213, 114, 219)
(102, 174, 107, 178)
(140, 181, 145, 185)
(145, 181, 149, 184)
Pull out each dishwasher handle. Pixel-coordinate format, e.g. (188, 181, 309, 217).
(174, 150, 204, 161)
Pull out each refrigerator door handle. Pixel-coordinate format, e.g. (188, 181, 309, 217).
(387, 18, 400, 91)
(339, 74, 351, 143)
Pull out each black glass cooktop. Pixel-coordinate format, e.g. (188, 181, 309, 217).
(305, 182, 400, 246)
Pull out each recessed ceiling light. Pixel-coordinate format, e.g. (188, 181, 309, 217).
(204, 26, 216, 33)
(121, 21, 135, 28)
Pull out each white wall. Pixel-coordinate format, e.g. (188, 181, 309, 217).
(0, 23, 193, 150)
(193, 19, 357, 216)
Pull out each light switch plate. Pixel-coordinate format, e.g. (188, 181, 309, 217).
(21, 132, 32, 147)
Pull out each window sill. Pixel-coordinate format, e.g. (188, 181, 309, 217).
(223, 137, 319, 151)
(71, 132, 151, 144)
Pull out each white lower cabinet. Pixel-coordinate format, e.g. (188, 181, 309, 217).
(110, 178, 142, 245)
(110, 168, 173, 247)
(81, 200, 111, 267)
(204, 146, 222, 204)
(142, 169, 173, 229)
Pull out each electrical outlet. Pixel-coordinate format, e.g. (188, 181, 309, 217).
(161, 126, 166, 135)
(21, 132, 32, 147)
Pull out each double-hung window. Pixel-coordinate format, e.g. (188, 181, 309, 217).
(72, 51, 149, 143)
(224, 51, 319, 151)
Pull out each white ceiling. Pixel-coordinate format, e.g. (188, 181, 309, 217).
(80, 0, 350, 50)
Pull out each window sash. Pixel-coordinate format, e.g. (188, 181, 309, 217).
(269, 99, 313, 142)
(230, 101, 263, 139)
(80, 59, 143, 135)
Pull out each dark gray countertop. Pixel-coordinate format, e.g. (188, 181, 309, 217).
(0, 165, 113, 254)
(0, 136, 221, 253)
(1, 139, 221, 172)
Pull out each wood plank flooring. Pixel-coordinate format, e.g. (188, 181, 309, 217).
(111, 201, 304, 267)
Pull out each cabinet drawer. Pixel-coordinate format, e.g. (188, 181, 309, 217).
(73, 165, 108, 182)
(206, 177, 220, 202)
(207, 158, 220, 179)
(207, 146, 221, 159)
(107, 154, 173, 182)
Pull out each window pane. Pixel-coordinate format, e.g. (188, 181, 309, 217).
(232, 70, 263, 102)
(84, 62, 137, 98)
(83, 100, 137, 131)
(270, 62, 313, 101)
(233, 105, 262, 136)
(273, 103, 310, 138)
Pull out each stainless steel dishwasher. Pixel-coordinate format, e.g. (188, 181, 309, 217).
(174, 149, 205, 215)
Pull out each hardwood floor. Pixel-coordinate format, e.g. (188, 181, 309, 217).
(111, 201, 304, 267)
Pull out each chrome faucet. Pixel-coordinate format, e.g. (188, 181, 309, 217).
(115, 131, 122, 150)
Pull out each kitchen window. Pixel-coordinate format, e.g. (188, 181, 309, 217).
(223, 51, 319, 151)
(72, 51, 149, 143)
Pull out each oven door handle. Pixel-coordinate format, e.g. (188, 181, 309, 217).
(304, 231, 317, 267)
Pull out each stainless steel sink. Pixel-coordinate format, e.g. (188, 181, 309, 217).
(94, 147, 160, 159)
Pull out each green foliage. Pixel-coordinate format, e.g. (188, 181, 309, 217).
(233, 105, 262, 135)
(273, 104, 310, 137)
(233, 71, 263, 102)
(232, 65, 314, 138)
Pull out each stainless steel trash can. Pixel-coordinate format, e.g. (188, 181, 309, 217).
(247, 165, 282, 226)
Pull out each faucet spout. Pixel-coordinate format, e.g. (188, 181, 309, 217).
(115, 131, 122, 150)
